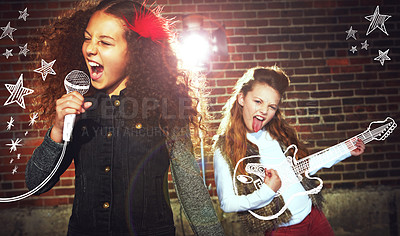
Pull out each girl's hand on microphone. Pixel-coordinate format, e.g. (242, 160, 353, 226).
(50, 91, 92, 143)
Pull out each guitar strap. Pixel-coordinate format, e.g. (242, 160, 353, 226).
(215, 134, 324, 233)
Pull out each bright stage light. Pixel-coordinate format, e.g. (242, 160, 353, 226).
(177, 31, 210, 72)
(177, 14, 228, 73)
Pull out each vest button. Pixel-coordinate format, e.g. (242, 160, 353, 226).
(114, 100, 120, 107)
(135, 123, 142, 129)
(105, 166, 110, 173)
(107, 131, 112, 139)
(103, 202, 110, 209)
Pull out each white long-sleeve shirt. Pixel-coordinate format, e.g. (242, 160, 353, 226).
(214, 129, 351, 226)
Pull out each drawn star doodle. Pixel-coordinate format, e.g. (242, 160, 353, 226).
(345, 26, 357, 40)
(18, 43, 29, 57)
(18, 8, 29, 21)
(12, 165, 18, 175)
(24, 131, 28, 136)
(6, 117, 15, 130)
(17, 154, 21, 160)
(34, 59, 56, 81)
(3, 49, 13, 59)
(6, 138, 23, 153)
(0, 22, 17, 41)
(374, 49, 390, 66)
(361, 40, 369, 50)
(4, 74, 34, 109)
(349, 46, 357, 54)
(365, 6, 391, 36)
(9, 158, 14, 164)
(29, 113, 38, 126)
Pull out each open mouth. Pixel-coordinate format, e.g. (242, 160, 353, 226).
(252, 115, 265, 132)
(88, 61, 104, 80)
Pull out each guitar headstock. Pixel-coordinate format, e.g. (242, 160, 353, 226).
(368, 117, 397, 141)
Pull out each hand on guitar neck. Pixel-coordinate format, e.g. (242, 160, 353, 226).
(350, 138, 365, 156)
(264, 168, 281, 192)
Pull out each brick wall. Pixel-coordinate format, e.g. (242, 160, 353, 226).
(0, 0, 399, 209)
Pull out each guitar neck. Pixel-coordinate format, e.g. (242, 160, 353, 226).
(294, 122, 390, 175)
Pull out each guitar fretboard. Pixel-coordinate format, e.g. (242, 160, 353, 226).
(293, 121, 393, 175)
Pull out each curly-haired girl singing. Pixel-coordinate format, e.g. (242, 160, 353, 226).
(213, 66, 364, 235)
(25, 1, 224, 235)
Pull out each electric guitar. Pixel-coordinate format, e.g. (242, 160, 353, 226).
(233, 117, 397, 221)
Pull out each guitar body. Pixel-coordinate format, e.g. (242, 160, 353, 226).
(244, 153, 320, 192)
(235, 152, 323, 221)
(233, 117, 397, 221)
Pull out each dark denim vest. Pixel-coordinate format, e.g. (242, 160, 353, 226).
(66, 90, 174, 235)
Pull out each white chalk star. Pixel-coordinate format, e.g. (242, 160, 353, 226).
(0, 22, 17, 41)
(6, 117, 15, 130)
(34, 59, 56, 81)
(12, 165, 18, 175)
(6, 138, 23, 153)
(4, 74, 34, 109)
(18, 43, 29, 56)
(3, 49, 13, 59)
(18, 8, 29, 21)
(374, 49, 390, 66)
(345, 26, 357, 40)
(17, 153, 21, 159)
(361, 40, 369, 50)
(349, 46, 357, 54)
(24, 131, 29, 136)
(10, 158, 14, 164)
(29, 113, 38, 126)
(365, 6, 391, 36)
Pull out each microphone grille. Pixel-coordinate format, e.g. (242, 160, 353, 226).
(64, 70, 90, 95)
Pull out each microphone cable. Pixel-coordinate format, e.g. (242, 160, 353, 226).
(0, 141, 69, 203)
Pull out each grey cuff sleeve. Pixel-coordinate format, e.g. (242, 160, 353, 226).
(168, 126, 225, 236)
(31, 127, 64, 173)
(171, 159, 225, 236)
(25, 126, 65, 192)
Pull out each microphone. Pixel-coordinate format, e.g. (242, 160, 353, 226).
(63, 70, 90, 142)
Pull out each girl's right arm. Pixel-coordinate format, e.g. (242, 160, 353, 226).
(25, 127, 74, 194)
(25, 91, 91, 194)
(213, 148, 276, 213)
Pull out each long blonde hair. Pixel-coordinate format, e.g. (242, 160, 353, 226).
(215, 66, 309, 173)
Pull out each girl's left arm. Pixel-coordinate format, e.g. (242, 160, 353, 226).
(309, 139, 365, 175)
(167, 126, 225, 236)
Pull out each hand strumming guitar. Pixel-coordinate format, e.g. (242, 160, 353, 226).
(264, 168, 281, 192)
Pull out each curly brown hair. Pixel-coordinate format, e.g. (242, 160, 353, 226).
(31, 0, 207, 135)
(215, 66, 309, 173)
